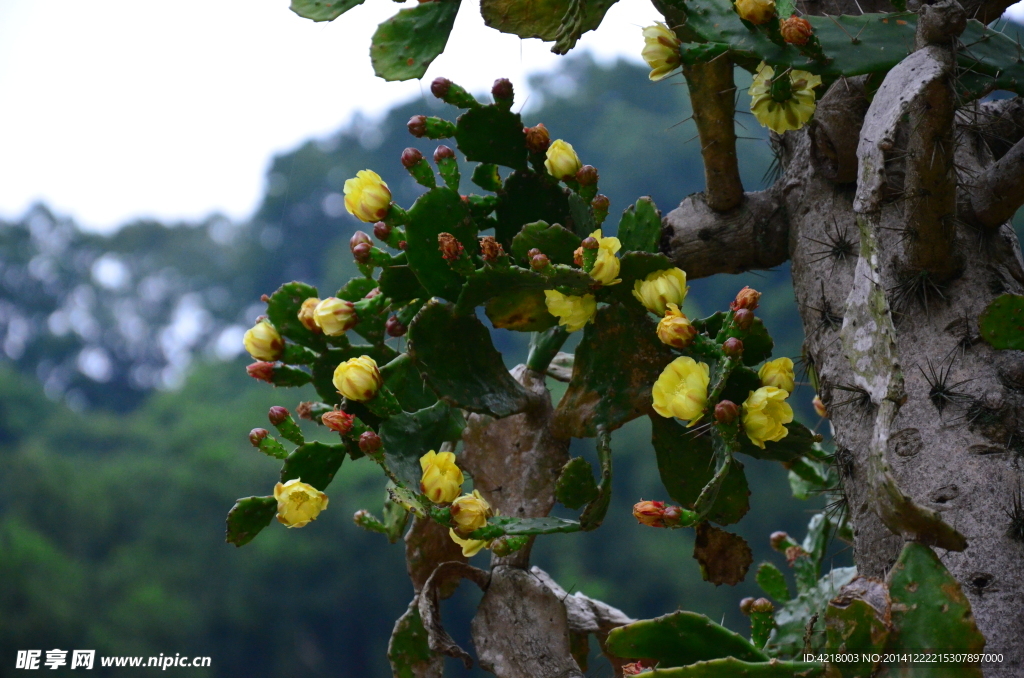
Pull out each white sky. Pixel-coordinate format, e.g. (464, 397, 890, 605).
(0, 0, 660, 233)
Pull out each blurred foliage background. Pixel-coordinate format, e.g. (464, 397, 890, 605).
(9, 55, 1012, 677)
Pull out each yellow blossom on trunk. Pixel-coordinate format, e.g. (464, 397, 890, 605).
(742, 386, 793, 448)
(274, 478, 329, 528)
(652, 356, 711, 423)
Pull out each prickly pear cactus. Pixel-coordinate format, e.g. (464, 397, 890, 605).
(978, 293, 1024, 350)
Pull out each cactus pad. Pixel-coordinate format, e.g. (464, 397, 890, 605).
(756, 562, 790, 601)
(404, 187, 475, 300)
(290, 0, 364, 21)
(605, 610, 768, 667)
(479, 0, 617, 43)
(693, 522, 754, 586)
(555, 457, 599, 509)
(225, 496, 277, 547)
(511, 220, 582, 266)
(455, 106, 529, 171)
(280, 441, 348, 490)
(379, 401, 465, 488)
(388, 600, 439, 678)
(978, 293, 1024, 350)
(370, 0, 461, 81)
(617, 197, 662, 254)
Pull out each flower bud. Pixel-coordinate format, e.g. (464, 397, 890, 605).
(364, 287, 382, 299)
(544, 139, 582, 180)
(740, 597, 756, 615)
(573, 246, 584, 266)
(430, 77, 452, 99)
(243, 319, 283, 361)
(359, 431, 382, 454)
(401, 147, 423, 169)
(657, 304, 698, 349)
(418, 450, 464, 504)
(633, 500, 683, 528)
(344, 170, 392, 223)
(581, 236, 599, 249)
(758, 357, 795, 393)
(352, 242, 372, 264)
(268, 406, 290, 426)
(298, 297, 321, 332)
(491, 77, 513, 102)
(813, 395, 828, 418)
(780, 15, 813, 45)
(527, 248, 542, 258)
(723, 337, 744, 358)
(623, 661, 656, 676)
(433, 144, 455, 162)
(530, 253, 550, 271)
(479, 235, 505, 262)
(350, 230, 372, 251)
(524, 123, 551, 153)
(735, 0, 776, 25)
(576, 165, 598, 186)
(715, 400, 740, 424)
(385, 315, 406, 338)
(769, 531, 791, 551)
(274, 478, 329, 528)
(322, 409, 354, 434)
(247, 361, 275, 382)
(314, 297, 359, 336)
(591, 194, 610, 212)
(731, 286, 761, 311)
(751, 598, 774, 614)
(333, 355, 383, 402)
(633, 268, 688, 316)
(450, 489, 491, 534)
(249, 428, 269, 447)
(733, 308, 754, 331)
(398, 240, 408, 250)
(408, 115, 427, 138)
(373, 221, 392, 242)
(785, 545, 808, 565)
(438, 232, 464, 261)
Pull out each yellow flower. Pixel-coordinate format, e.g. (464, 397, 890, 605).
(749, 62, 822, 134)
(544, 290, 596, 332)
(450, 489, 492, 535)
(742, 386, 793, 448)
(632, 267, 688, 315)
(419, 450, 464, 505)
(243, 319, 283, 361)
(588, 229, 622, 285)
(449, 528, 491, 557)
(297, 297, 320, 332)
(735, 0, 776, 25)
(657, 304, 698, 349)
(758, 357, 795, 393)
(344, 169, 392, 223)
(314, 297, 359, 336)
(652, 356, 711, 423)
(544, 139, 582, 180)
(332, 355, 382, 402)
(641, 22, 682, 82)
(274, 478, 329, 528)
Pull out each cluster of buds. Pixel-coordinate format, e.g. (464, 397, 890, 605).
(351, 230, 373, 264)
(632, 500, 684, 528)
(527, 248, 551, 272)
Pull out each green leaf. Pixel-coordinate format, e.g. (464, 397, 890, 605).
(605, 611, 768, 668)
(511, 221, 582, 266)
(979, 293, 1024, 350)
(738, 421, 819, 463)
(768, 567, 858, 657)
(494, 170, 571, 249)
(756, 562, 790, 601)
(225, 496, 277, 547)
(290, 0, 365, 21)
(553, 303, 674, 437)
(266, 281, 323, 349)
(454, 106, 528, 171)
(379, 401, 465, 488)
(405, 187, 475, 301)
(388, 600, 439, 678)
(408, 301, 532, 417)
(381, 353, 437, 413)
(370, 0, 461, 82)
(617, 196, 661, 253)
(280, 441, 347, 491)
(650, 415, 750, 526)
(554, 457, 599, 510)
(624, 658, 825, 677)
(480, 0, 619, 43)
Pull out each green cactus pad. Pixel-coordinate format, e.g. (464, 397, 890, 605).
(469, 515, 582, 539)
(270, 411, 305, 446)
(369, 0, 460, 82)
(555, 457, 599, 509)
(379, 401, 465, 488)
(738, 421, 818, 463)
(625, 658, 825, 677)
(404, 186, 475, 301)
(579, 428, 613, 530)
(494, 170, 572, 248)
(471, 163, 503, 192)
(267, 365, 314, 388)
(380, 353, 438, 413)
(226, 496, 277, 547)
(280, 440, 347, 491)
(956, 23, 1024, 100)
(605, 610, 768, 667)
(768, 567, 858, 657)
(408, 301, 533, 417)
(617, 197, 661, 254)
(336, 276, 377, 302)
(266, 281, 324, 350)
(378, 256, 428, 304)
(290, 0, 365, 21)
(388, 600, 438, 678)
(650, 415, 750, 526)
(454, 106, 529, 171)
(480, 0, 617, 42)
(553, 303, 674, 437)
(511, 220, 582, 266)
(787, 457, 834, 500)
(978, 293, 1024, 350)
(717, 365, 760, 406)
(455, 265, 548, 314)
(884, 542, 985, 670)
(824, 577, 889, 677)
(382, 490, 411, 544)
(693, 521, 753, 586)
(568, 192, 595, 237)
(756, 562, 790, 601)
(485, 288, 558, 331)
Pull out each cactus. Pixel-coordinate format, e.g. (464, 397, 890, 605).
(756, 562, 790, 601)
(606, 610, 768, 667)
(693, 522, 754, 586)
(369, 0, 461, 81)
(511, 220, 582, 266)
(280, 441, 348, 490)
(225, 496, 277, 547)
(379, 402, 464, 488)
(624, 658, 826, 677)
(617, 196, 662, 254)
(478, 0, 618, 45)
(824, 577, 889, 678)
(978, 293, 1024, 350)
(290, 0, 364, 22)
(388, 600, 439, 678)
(554, 456, 599, 510)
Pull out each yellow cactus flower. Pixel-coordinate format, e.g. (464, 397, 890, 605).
(419, 450, 464, 505)
(274, 478, 329, 528)
(749, 62, 822, 134)
(344, 169, 392, 223)
(742, 386, 793, 448)
(243, 319, 283, 362)
(758, 357, 795, 393)
(588, 229, 622, 285)
(657, 304, 698, 349)
(652, 356, 711, 423)
(641, 22, 682, 82)
(332, 355, 383, 402)
(298, 297, 321, 332)
(735, 0, 776, 25)
(633, 267, 688, 315)
(544, 290, 596, 332)
(314, 297, 359, 336)
(448, 529, 491, 557)
(544, 139, 582, 180)
(450, 489, 492, 535)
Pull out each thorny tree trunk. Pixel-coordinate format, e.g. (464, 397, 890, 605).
(660, 0, 1024, 674)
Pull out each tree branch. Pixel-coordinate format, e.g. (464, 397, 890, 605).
(659, 188, 788, 280)
(683, 59, 744, 212)
(969, 135, 1024, 230)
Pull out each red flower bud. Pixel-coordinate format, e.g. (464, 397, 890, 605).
(438, 232, 464, 261)
(430, 77, 452, 99)
(401, 147, 423, 169)
(491, 78, 514, 102)
(373, 221, 392, 242)
(322, 409, 354, 434)
(786, 545, 809, 565)
(268, 406, 290, 426)
(769, 531, 791, 551)
(407, 115, 427, 138)
(733, 308, 754, 331)
(246, 361, 275, 383)
(249, 428, 269, 447)
(352, 242, 372, 264)
(591, 194, 610, 212)
(530, 253, 550, 271)
(751, 598, 774, 614)
(385, 316, 407, 337)
(723, 337, 744, 358)
(359, 431, 382, 454)
(731, 286, 761, 311)
(573, 246, 584, 266)
(364, 287, 382, 299)
(633, 500, 683, 528)
(479, 236, 505, 262)
(780, 15, 813, 46)
(714, 400, 739, 424)
(575, 165, 598, 186)
(524, 123, 551, 153)
(739, 597, 756, 615)
(398, 240, 408, 250)
(527, 248, 542, 258)
(350, 230, 372, 251)
(581, 237, 599, 250)
(433, 145, 455, 162)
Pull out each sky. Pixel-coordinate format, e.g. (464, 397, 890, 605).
(0, 0, 661, 233)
